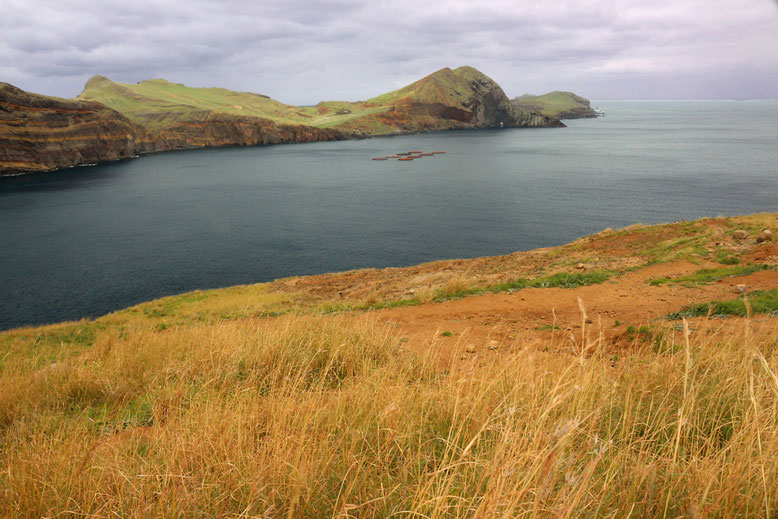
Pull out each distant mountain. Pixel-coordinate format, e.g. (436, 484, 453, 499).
(512, 91, 597, 119)
(2, 66, 563, 175)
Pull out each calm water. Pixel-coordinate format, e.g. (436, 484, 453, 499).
(1, 100, 777, 330)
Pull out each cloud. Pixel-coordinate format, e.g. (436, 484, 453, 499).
(2, 0, 777, 102)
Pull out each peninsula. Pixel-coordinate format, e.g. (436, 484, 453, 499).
(1, 66, 565, 176)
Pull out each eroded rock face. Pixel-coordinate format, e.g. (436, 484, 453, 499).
(148, 112, 358, 150)
(0, 83, 357, 175)
(0, 83, 152, 175)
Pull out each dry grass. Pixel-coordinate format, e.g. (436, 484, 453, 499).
(2, 310, 777, 518)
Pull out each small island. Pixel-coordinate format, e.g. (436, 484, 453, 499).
(512, 90, 599, 119)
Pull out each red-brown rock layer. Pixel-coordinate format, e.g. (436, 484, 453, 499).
(0, 83, 152, 175)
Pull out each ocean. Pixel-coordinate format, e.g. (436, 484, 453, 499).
(1, 100, 776, 329)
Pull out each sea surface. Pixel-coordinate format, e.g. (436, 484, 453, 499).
(2, 100, 777, 330)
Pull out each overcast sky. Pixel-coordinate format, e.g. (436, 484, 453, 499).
(2, 0, 777, 104)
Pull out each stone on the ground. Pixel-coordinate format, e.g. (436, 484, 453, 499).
(735, 284, 747, 294)
(756, 229, 773, 243)
(464, 344, 477, 353)
(487, 340, 499, 351)
(732, 229, 748, 240)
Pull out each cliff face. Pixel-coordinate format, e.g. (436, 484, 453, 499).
(2, 66, 565, 176)
(152, 114, 354, 150)
(0, 82, 356, 175)
(0, 83, 152, 175)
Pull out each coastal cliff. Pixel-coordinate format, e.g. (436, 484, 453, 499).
(0, 83, 153, 175)
(1, 66, 564, 176)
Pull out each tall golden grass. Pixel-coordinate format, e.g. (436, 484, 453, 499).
(1, 312, 777, 517)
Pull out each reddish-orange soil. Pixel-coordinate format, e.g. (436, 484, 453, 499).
(270, 216, 778, 359)
(376, 263, 777, 360)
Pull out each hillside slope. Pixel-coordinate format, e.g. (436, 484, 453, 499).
(1, 214, 777, 516)
(335, 66, 564, 133)
(513, 90, 598, 119)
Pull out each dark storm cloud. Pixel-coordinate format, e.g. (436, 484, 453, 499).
(2, 0, 777, 102)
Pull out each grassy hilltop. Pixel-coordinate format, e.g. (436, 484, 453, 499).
(1, 214, 777, 516)
(513, 91, 598, 119)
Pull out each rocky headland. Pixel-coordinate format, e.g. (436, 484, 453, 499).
(2, 66, 565, 176)
(0, 83, 154, 175)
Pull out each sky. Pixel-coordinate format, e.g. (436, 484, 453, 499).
(2, 0, 777, 104)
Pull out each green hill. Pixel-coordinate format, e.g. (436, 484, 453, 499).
(3, 66, 564, 175)
(79, 66, 563, 137)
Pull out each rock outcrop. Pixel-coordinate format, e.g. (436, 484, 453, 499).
(0, 82, 357, 175)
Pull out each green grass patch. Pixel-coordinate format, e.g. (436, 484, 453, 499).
(534, 324, 560, 332)
(649, 264, 770, 286)
(487, 270, 613, 294)
(140, 291, 211, 318)
(623, 325, 680, 353)
(362, 298, 421, 311)
(320, 270, 615, 313)
(643, 235, 709, 264)
(0, 322, 100, 374)
(714, 250, 741, 265)
(666, 289, 778, 319)
(431, 270, 613, 302)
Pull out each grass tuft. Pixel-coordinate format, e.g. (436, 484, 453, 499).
(649, 264, 770, 286)
(666, 288, 778, 319)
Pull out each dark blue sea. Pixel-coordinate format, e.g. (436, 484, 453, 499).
(2, 100, 777, 329)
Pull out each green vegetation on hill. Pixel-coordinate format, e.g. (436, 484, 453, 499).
(78, 66, 559, 137)
(79, 75, 336, 129)
(667, 288, 778, 319)
(649, 264, 772, 286)
(512, 90, 597, 119)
